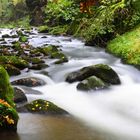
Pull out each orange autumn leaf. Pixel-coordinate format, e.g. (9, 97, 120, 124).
(0, 99, 11, 108)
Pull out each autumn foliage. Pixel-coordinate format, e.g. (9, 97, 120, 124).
(80, 0, 99, 14)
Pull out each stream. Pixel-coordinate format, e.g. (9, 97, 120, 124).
(1, 28, 140, 140)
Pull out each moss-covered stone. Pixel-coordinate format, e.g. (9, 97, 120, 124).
(54, 57, 68, 64)
(66, 64, 120, 85)
(25, 99, 67, 114)
(40, 45, 59, 56)
(30, 63, 48, 70)
(2, 64, 21, 76)
(38, 25, 49, 33)
(19, 36, 28, 42)
(77, 76, 107, 91)
(0, 56, 29, 70)
(30, 57, 45, 64)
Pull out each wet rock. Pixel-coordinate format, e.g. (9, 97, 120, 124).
(30, 63, 48, 70)
(11, 77, 46, 87)
(13, 87, 27, 104)
(21, 86, 42, 95)
(55, 57, 68, 64)
(2, 34, 11, 38)
(23, 99, 67, 114)
(41, 36, 48, 38)
(0, 41, 7, 45)
(77, 76, 107, 91)
(0, 38, 4, 41)
(50, 51, 68, 64)
(66, 64, 120, 85)
(39, 71, 49, 76)
(30, 57, 45, 64)
(3, 64, 21, 76)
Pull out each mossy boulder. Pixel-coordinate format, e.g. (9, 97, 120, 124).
(38, 26, 49, 33)
(66, 64, 120, 85)
(77, 76, 107, 91)
(30, 57, 45, 64)
(0, 56, 29, 70)
(30, 63, 48, 70)
(25, 99, 67, 114)
(11, 77, 46, 87)
(19, 36, 28, 43)
(39, 45, 59, 56)
(0, 66, 19, 131)
(30, 45, 68, 64)
(3, 64, 21, 76)
(51, 52, 68, 64)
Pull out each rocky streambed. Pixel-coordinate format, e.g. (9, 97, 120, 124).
(1, 28, 140, 140)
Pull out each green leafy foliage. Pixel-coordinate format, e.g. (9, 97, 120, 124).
(0, 0, 28, 24)
(44, 0, 80, 26)
(131, 0, 140, 12)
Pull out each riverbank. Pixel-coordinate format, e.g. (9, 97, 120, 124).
(107, 24, 140, 69)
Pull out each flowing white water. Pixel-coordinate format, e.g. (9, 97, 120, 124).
(1, 29, 140, 139)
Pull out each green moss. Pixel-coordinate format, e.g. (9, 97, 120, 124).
(41, 45, 59, 55)
(107, 24, 140, 67)
(26, 99, 66, 114)
(2, 64, 21, 76)
(0, 67, 19, 130)
(77, 76, 106, 91)
(0, 103, 19, 131)
(0, 56, 29, 69)
(19, 36, 28, 42)
(38, 25, 48, 33)
(48, 25, 69, 35)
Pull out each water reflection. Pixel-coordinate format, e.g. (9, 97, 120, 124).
(0, 113, 117, 140)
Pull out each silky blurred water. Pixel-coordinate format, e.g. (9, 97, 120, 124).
(1, 28, 140, 140)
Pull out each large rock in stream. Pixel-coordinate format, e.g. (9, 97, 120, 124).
(11, 77, 46, 87)
(66, 64, 121, 85)
(18, 99, 67, 114)
(14, 87, 27, 104)
(77, 76, 107, 91)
